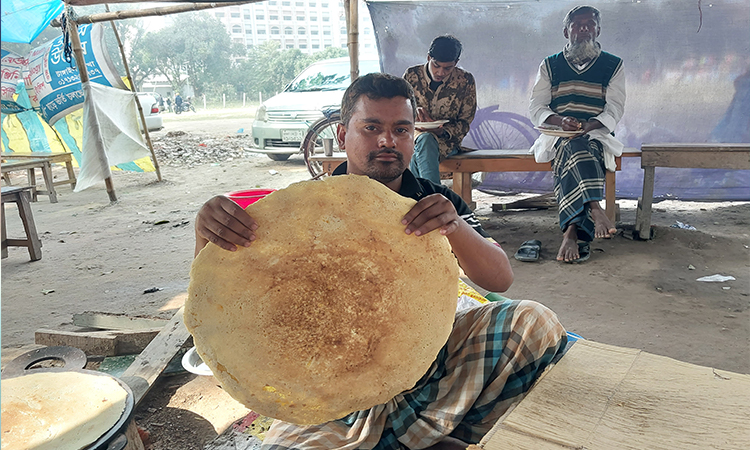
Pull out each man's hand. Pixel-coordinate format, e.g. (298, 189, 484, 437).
(416, 107, 434, 123)
(552, 115, 604, 136)
(415, 107, 446, 135)
(560, 116, 583, 132)
(401, 194, 461, 237)
(195, 196, 258, 255)
(579, 118, 603, 134)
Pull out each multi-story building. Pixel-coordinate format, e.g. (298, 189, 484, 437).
(211, 0, 378, 56)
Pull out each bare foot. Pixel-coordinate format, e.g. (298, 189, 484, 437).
(557, 225, 579, 262)
(589, 201, 616, 238)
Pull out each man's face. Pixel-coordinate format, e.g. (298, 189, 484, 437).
(337, 95, 415, 185)
(564, 11, 600, 45)
(427, 57, 458, 82)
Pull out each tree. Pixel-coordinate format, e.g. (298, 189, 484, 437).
(137, 12, 238, 96)
(111, 19, 154, 90)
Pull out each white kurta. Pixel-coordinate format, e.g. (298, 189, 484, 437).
(528, 57, 626, 172)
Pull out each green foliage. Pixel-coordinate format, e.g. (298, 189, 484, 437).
(111, 10, 349, 99)
(235, 42, 348, 99)
(134, 12, 238, 96)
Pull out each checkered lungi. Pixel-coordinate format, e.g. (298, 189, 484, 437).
(552, 136, 606, 242)
(261, 300, 567, 449)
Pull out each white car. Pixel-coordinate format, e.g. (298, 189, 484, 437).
(251, 57, 380, 161)
(136, 92, 164, 132)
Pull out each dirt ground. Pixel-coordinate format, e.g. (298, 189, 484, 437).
(2, 118, 748, 449)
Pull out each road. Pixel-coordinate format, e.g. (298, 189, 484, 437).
(157, 107, 256, 136)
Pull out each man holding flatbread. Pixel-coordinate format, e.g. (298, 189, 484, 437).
(194, 73, 566, 449)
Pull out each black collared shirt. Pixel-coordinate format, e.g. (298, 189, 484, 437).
(332, 162, 490, 238)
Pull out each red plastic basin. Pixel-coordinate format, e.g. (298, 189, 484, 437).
(225, 189, 276, 208)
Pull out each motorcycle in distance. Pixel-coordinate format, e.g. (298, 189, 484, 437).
(175, 99, 196, 114)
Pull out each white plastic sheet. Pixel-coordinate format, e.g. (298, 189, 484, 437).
(74, 82, 149, 192)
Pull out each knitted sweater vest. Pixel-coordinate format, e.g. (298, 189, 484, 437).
(545, 51, 623, 122)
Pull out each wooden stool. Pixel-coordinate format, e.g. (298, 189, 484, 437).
(1, 158, 58, 203)
(1, 152, 77, 190)
(2, 186, 42, 261)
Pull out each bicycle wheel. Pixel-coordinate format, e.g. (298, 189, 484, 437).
(302, 111, 342, 179)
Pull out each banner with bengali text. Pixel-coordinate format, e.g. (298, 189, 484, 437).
(1, 49, 28, 114)
(23, 23, 126, 125)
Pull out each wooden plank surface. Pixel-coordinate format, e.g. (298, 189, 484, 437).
(639, 143, 750, 152)
(1, 152, 77, 188)
(0, 158, 50, 172)
(1, 158, 58, 202)
(120, 307, 192, 405)
(640, 149, 750, 170)
(1, 151, 73, 164)
(481, 340, 750, 450)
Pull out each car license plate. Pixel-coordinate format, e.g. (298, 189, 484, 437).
(281, 129, 305, 142)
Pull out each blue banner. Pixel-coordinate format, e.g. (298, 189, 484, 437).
(23, 23, 126, 125)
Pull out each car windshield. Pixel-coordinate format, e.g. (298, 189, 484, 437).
(286, 59, 380, 92)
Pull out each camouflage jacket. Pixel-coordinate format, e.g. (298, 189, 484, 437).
(403, 63, 477, 158)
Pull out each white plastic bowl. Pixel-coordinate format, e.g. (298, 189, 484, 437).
(181, 346, 214, 376)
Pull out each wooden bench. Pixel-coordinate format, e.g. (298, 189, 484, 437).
(2, 186, 42, 261)
(310, 148, 641, 223)
(635, 143, 750, 239)
(1, 152, 77, 190)
(1, 158, 58, 203)
(439, 148, 641, 223)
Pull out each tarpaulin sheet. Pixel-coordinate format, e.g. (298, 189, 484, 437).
(75, 82, 149, 191)
(368, 0, 750, 200)
(0, 0, 63, 44)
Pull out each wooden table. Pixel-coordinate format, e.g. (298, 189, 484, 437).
(2, 186, 42, 261)
(635, 143, 750, 239)
(1, 151, 77, 190)
(1, 158, 58, 203)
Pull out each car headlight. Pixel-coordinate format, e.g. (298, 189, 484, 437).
(255, 105, 268, 122)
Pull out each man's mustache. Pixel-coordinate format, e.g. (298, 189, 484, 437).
(368, 149, 404, 161)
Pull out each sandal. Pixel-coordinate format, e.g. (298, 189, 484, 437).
(564, 242, 590, 264)
(514, 240, 542, 262)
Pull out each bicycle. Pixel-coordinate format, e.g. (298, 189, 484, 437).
(301, 108, 341, 179)
(301, 106, 540, 180)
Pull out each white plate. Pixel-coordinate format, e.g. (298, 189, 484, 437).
(182, 346, 214, 376)
(535, 127, 581, 138)
(415, 120, 449, 130)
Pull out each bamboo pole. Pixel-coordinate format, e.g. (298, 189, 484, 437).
(71, 2, 257, 24)
(105, 3, 162, 182)
(65, 5, 118, 202)
(344, 0, 359, 82)
(52, 3, 254, 28)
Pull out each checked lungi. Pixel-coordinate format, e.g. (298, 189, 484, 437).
(552, 136, 607, 242)
(261, 300, 567, 450)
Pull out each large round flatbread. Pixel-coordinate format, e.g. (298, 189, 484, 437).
(1, 371, 129, 450)
(186, 175, 459, 424)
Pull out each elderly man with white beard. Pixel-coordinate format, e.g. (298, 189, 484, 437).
(529, 5, 626, 263)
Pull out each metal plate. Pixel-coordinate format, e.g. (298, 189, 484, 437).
(1, 345, 86, 377)
(281, 129, 305, 142)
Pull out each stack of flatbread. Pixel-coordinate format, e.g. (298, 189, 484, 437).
(187, 175, 459, 424)
(1, 371, 129, 450)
